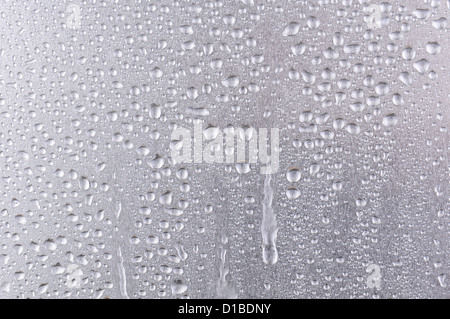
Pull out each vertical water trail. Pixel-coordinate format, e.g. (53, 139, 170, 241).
(115, 200, 122, 220)
(117, 246, 130, 299)
(216, 233, 238, 298)
(261, 174, 278, 265)
(113, 170, 129, 298)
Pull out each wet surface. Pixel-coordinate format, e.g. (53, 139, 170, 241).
(0, 0, 448, 299)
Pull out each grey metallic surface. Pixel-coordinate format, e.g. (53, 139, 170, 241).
(0, 0, 448, 298)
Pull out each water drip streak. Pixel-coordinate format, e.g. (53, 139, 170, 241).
(261, 174, 278, 265)
(115, 201, 122, 220)
(117, 247, 130, 299)
(216, 234, 237, 298)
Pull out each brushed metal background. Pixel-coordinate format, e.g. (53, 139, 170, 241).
(0, 0, 448, 299)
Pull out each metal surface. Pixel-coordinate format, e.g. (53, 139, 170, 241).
(0, 0, 448, 299)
